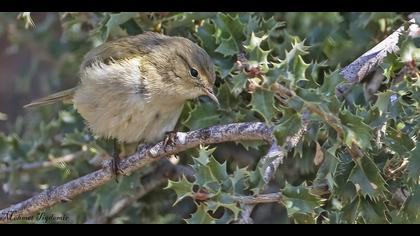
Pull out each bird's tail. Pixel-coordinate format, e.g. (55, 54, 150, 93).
(24, 87, 76, 109)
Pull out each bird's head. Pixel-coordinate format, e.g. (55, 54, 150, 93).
(159, 36, 218, 104)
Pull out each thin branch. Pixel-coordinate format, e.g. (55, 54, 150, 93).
(237, 118, 309, 224)
(86, 161, 193, 224)
(337, 18, 420, 96)
(0, 122, 279, 224)
(0, 151, 84, 174)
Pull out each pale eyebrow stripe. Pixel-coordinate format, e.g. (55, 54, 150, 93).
(176, 52, 192, 69)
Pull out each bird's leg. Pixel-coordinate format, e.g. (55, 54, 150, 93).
(111, 139, 122, 183)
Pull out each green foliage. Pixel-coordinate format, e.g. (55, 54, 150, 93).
(0, 12, 419, 224)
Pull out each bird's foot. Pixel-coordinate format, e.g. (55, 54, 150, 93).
(111, 155, 124, 183)
(163, 131, 178, 151)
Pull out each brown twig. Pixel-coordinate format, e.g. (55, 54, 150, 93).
(0, 122, 279, 224)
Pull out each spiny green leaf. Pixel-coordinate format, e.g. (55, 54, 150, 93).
(217, 82, 240, 110)
(229, 73, 248, 97)
(195, 146, 216, 166)
(274, 109, 301, 144)
(250, 89, 276, 122)
(215, 36, 240, 56)
(375, 90, 394, 116)
(292, 55, 310, 83)
(182, 102, 220, 130)
(282, 183, 324, 216)
(260, 17, 285, 35)
(230, 166, 250, 195)
(359, 197, 390, 223)
(102, 12, 138, 40)
(214, 209, 236, 224)
(339, 109, 372, 150)
(213, 13, 245, 45)
(341, 196, 360, 223)
(196, 19, 218, 52)
(185, 204, 216, 224)
(319, 70, 344, 96)
(194, 164, 217, 187)
(166, 175, 194, 205)
(384, 126, 415, 155)
(348, 156, 387, 199)
(207, 156, 229, 183)
(400, 184, 420, 222)
(244, 32, 268, 52)
(207, 193, 241, 221)
(334, 153, 357, 202)
(408, 143, 420, 179)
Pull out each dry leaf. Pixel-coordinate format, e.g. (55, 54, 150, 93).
(314, 142, 324, 166)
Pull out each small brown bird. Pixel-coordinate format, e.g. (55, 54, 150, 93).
(25, 32, 218, 172)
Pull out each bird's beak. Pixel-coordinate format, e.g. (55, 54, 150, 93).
(204, 87, 219, 105)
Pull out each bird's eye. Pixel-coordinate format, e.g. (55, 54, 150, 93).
(190, 68, 199, 78)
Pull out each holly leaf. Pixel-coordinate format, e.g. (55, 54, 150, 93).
(207, 193, 241, 221)
(101, 12, 138, 40)
(194, 164, 217, 187)
(195, 146, 216, 166)
(274, 108, 301, 144)
(191, 147, 225, 188)
(400, 185, 420, 222)
(230, 167, 250, 195)
(207, 156, 229, 184)
(341, 196, 360, 223)
(384, 126, 415, 155)
(282, 183, 324, 216)
(250, 89, 276, 122)
(166, 175, 194, 205)
(195, 17, 236, 78)
(408, 143, 420, 179)
(215, 36, 239, 56)
(213, 13, 245, 47)
(185, 204, 216, 224)
(339, 109, 372, 150)
(348, 156, 387, 199)
(374, 90, 394, 116)
(359, 197, 390, 224)
(319, 70, 344, 96)
(244, 32, 268, 52)
(229, 73, 248, 97)
(217, 82, 240, 111)
(182, 102, 220, 130)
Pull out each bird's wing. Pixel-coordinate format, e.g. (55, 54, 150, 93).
(80, 32, 169, 69)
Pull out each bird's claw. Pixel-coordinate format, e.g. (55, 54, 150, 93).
(163, 131, 178, 151)
(111, 155, 124, 183)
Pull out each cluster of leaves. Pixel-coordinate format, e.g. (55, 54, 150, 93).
(0, 12, 419, 224)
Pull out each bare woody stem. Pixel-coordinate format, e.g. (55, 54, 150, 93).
(0, 122, 279, 224)
(85, 161, 193, 224)
(337, 18, 420, 96)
